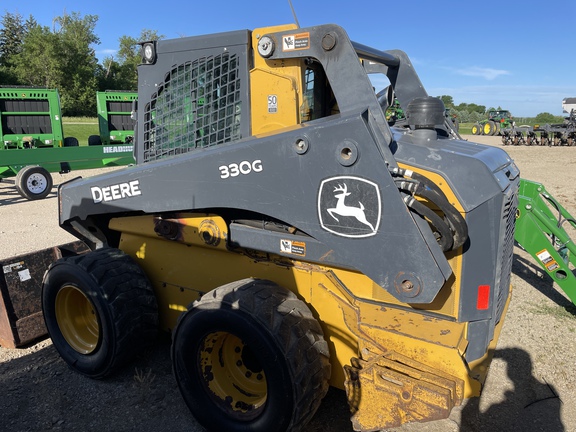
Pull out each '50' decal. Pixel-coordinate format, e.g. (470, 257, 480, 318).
(219, 159, 263, 179)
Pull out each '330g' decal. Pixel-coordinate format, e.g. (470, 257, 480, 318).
(219, 159, 263, 179)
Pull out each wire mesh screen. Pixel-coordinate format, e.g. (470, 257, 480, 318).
(143, 53, 242, 163)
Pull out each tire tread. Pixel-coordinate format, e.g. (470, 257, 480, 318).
(185, 278, 330, 431)
(45, 248, 158, 378)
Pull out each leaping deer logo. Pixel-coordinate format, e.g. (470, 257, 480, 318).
(327, 183, 376, 232)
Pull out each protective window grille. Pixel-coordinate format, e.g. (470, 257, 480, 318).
(143, 53, 241, 162)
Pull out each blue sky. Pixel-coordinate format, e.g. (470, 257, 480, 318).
(4, 0, 575, 116)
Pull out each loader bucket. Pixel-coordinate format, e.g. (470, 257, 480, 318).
(0, 241, 89, 348)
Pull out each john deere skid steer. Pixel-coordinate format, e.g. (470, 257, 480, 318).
(41, 24, 519, 431)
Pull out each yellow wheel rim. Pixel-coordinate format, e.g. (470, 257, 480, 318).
(55, 285, 100, 354)
(483, 123, 492, 134)
(200, 331, 267, 417)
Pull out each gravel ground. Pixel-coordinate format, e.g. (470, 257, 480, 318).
(0, 135, 575, 431)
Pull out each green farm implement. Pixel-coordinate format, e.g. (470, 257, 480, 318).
(89, 90, 137, 146)
(501, 98, 576, 146)
(0, 87, 134, 200)
(515, 179, 576, 305)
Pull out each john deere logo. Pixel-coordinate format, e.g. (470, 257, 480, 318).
(318, 176, 381, 238)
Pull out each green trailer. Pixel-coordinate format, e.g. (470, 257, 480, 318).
(89, 90, 137, 146)
(0, 87, 134, 200)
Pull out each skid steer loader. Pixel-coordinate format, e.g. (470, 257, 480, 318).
(40, 24, 519, 431)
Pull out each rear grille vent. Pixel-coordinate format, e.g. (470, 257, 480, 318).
(495, 185, 518, 321)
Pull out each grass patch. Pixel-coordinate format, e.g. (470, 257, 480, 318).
(63, 116, 98, 124)
(458, 123, 473, 135)
(62, 120, 99, 146)
(529, 301, 576, 321)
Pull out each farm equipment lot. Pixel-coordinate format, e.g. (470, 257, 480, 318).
(0, 135, 574, 432)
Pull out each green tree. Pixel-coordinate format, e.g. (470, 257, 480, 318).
(54, 12, 100, 115)
(13, 11, 100, 116)
(535, 112, 564, 124)
(0, 12, 25, 63)
(13, 24, 64, 88)
(0, 12, 30, 84)
(101, 29, 164, 91)
(438, 95, 454, 109)
(455, 102, 486, 114)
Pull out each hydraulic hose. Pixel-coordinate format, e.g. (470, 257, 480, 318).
(402, 193, 454, 252)
(391, 167, 469, 250)
(415, 185, 468, 250)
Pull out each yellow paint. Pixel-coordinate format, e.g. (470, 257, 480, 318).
(250, 24, 304, 135)
(398, 163, 465, 213)
(108, 212, 509, 404)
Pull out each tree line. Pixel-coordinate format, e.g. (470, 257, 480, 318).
(0, 11, 161, 116)
(438, 95, 565, 125)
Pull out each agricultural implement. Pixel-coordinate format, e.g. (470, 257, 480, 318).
(515, 179, 576, 305)
(501, 98, 576, 146)
(0, 87, 135, 200)
(89, 90, 137, 146)
(2, 24, 520, 431)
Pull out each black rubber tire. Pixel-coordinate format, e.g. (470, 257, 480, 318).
(172, 278, 330, 432)
(88, 135, 102, 146)
(63, 136, 79, 147)
(15, 165, 53, 200)
(42, 248, 159, 379)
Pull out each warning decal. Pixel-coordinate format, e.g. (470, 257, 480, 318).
(18, 268, 31, 282)
(282, 33, 310, 51)
(3, 261, 23, 274)
(267, 95, 278, 113)
(536, 249, 560, 272)
(280, 239, 306, 256)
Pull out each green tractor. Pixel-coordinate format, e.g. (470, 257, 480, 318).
(472, 109, 513, 135)
(384, 98, 405, 124)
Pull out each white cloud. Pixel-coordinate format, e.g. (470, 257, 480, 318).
(454, 66, 511, 81)
(96, 48, 118, 57)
